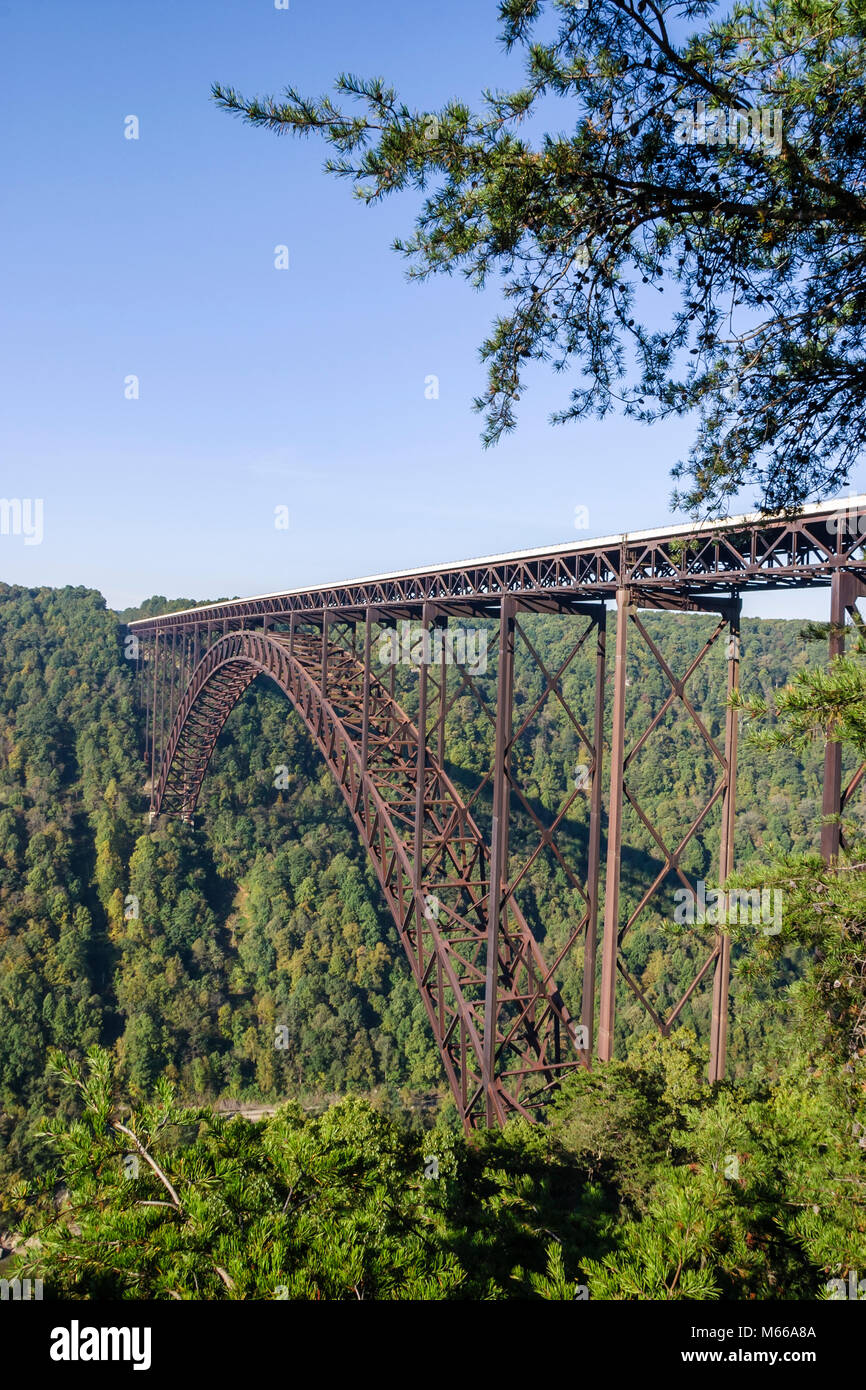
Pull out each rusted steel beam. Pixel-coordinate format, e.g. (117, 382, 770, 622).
(414, 605, 431, 975)
(822, 571, 847, 863)
(361, 607, 372, 775)
(150, 632, 160, 812)
(174, 633, 180, 726)
(598, 588, 630, 1061)
(821, 571, 866, 861)
(709, 599, 741, 1083)
(320, 611, 329, 701)
(582, 606, 607, 1059)
(484, 596, 515, 1125)
(143, 633, 152, 777)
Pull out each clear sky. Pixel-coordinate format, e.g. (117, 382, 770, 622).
(1, 0, 856, 619)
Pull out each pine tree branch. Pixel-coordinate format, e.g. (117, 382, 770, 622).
(112, 1122, 183, 1212)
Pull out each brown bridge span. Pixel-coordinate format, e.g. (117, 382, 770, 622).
(130, 497, 866, 1127)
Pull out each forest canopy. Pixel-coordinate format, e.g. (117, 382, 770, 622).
(0, 580, 864, 1298)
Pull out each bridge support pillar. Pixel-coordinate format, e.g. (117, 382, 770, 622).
(149, 631, 161, 813)
(321, 612, 330, 700)
(142, 633, 152, 788)
(709, 599, 741, 1083)
(169, 630, 175, 731)
(597, 588, 631, 1061)
(821, 570, 866, 862)
(413, 605, 432, 977)
(484, 595, 516, 1125)
(582, 606, 607, 1060)
(819, 567, 866, 862)
(361, 607, 372, 774)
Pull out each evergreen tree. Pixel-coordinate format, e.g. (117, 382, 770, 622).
(214, 0, 866, 512)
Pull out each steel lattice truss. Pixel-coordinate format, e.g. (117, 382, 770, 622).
(153, 625, 586, 1126)
(131, 497, 866, 1126)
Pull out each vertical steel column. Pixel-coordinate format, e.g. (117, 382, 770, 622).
(289, 611, 296, 659)
(582, 605, 607, 1058)
(432, 615, 448, 1061)
(709, 599, 741, 1083)
(150, 630, 161, 812)
(598, 588, 631, 1062)
(361, 607, 372, 775)
(169, 630, 177, 733)
(483, 594, 516, 1125)
(438, 617, 447, 768)
(413, 605, 432, 971)
(162, 629, 170, 757)
(144, 634, 152, 773)
(821, 570, 846, 863)
(179, 631, 189, 820)
(321, 612, 329, 701)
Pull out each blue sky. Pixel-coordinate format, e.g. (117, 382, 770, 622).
(0, 0, 853, 618)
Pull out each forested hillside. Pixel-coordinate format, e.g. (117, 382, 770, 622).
(0, 584, 852, 1158)
(1, 581, 864, 1299)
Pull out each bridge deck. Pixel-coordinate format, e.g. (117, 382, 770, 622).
(129, 495, 866, 632)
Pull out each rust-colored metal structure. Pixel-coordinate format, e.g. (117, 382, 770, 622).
(130, 497, 866, 1128)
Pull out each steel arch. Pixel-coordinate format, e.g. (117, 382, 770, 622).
(152, 627, 587, 1129)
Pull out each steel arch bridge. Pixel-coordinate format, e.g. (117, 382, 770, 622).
(130, 496, 866, 1129)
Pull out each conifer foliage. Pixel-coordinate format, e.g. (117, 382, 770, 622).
(214, 0, 866, 512)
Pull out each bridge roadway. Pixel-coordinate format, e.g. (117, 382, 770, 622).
(129, 495, 866, 631)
